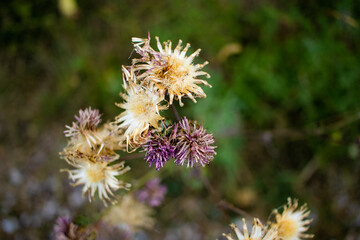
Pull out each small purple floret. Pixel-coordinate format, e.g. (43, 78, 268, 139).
(136, 178, 167, 207)
(142, 132, 175, 170)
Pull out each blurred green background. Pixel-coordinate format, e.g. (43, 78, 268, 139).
(1, 0, 360, 239)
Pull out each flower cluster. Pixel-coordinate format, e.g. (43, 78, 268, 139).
(222, 198, 314, 240)
(112, 34, 213, 150)
(58, 35, 316, 239)
(60, 35, 215, 208)
(61, 107, 131, 205)
(109, 34, 216, 168)
(60, 35, 215, 209)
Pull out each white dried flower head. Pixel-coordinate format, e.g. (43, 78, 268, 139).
(65, 123, 125, 159)
(114, 81, 167, 149)
(61, 155, 131, 205)
(131, 35, 211, 106)
(272, 198, 313, 240)
(103, 195, 155, 232)
(223, 218, 277, 240)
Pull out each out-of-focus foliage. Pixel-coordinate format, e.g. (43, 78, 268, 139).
(1, 0, 360, 239)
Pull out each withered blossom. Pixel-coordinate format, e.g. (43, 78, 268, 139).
(114, 79, 167, 149)
(61, 153, 131, 205)
(65, 107, 102, 139)
(272, 198, 314, 240)
(223, 218, 277, 240)
(131, 35, 211, 106)
(103, 195, 155, 232)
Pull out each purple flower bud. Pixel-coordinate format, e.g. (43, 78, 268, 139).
(172, 117, 216, 167)
(64, 107, 102, 138)
(53, 216, 94, 240)
(54, 216, 71, 238)
(142, 131, 175, 170)
(136, 178, 167, 207)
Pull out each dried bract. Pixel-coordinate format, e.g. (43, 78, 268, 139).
(223, 218, 277, 240)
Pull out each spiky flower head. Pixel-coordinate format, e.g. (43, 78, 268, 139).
(171, 117, 216, 167)
(64, 108, 103, 154)
(103, 195, 155, 232)
(61, 154, 131, 205)
(142, 130, 175, 170)
(272, 198, 313, 240)
(65, 107, 102, 139)
(54, 216, 95, 240)
(114, 80, 167, 149)
(131, 35, 211, 106)
(136, 178, 167, 207)
(63, 107, 121, 158)
(223, 218, 277, 240)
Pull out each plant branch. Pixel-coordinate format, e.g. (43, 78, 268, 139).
(199, 170, 255, 223)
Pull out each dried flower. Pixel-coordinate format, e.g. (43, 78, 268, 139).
(65, 107, 102, 138)
(65, 125, 124, 160)
(64, 107, 106, 154)
(131, 35, 211, 106)
(96, 123, 127, 154)
(54, 216, 71, 239)
(54, 216, 95, 240)
(223, 218, 277, 240)
(272, 198, 313, 240)
(61, 154, 131, 205)
(171, 117, 216, 167)
(142, 131, 175, 170)
(103, 195, 155, 232)
(114, 81, 167, 148)
(136, 178, 167, 207)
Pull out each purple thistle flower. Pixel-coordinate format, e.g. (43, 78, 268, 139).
(171, 117, 216, 168)
(136, 178, 167, 207)
(54, 216, 94, 240)
(142, 131, 175, 170)
(54, 216, 71, 239)
(64, 107, 102, 138)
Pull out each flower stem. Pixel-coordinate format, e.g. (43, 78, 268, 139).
(171, 104, 181, 122)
